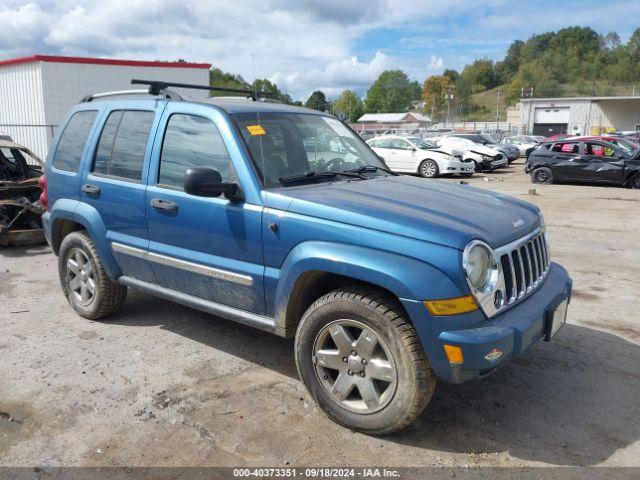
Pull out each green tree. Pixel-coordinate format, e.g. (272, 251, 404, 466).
(209, 68, 250, 97)
(305, 90, 328, 111)
(422, 75, 452, 121)
(333, 90, 364, 123)
(458, 59, 496, 94)
(364, 70, 417, 113)
(443, 69, 459, 84)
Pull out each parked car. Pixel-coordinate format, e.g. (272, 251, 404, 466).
(571, 135, 639, 153)
(526, 138, 640, 188)
(451, 133, 520, 162)
(543, 133, 572, 142)
(42, 82, 572, 434)
(367, 135, 475, 178)
(0, 132, 13, 142)
(501, 135, 540, 157)
(0, 140, 45, 245)
(435, 136, 508, 171)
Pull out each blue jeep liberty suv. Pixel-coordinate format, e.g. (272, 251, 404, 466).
(41, 81, 572, 434)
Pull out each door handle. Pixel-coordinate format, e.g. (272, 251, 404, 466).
(81, 184, 101, 195)
(151, 198, 178, 213)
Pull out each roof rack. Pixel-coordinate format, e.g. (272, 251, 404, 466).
(81, 88, 183, 103)
(131, 79, 272, 101)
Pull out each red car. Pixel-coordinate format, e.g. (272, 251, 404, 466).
(571, 135, 639, 154)
(543, 133, 572, 142)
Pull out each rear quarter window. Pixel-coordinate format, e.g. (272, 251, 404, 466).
(53, 111, 98, 172)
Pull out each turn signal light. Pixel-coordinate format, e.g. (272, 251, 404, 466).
(424, 295, 478, 316)
(443, 344, 464, 364)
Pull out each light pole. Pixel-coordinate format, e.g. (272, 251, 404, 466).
(445, 90, 454, 125)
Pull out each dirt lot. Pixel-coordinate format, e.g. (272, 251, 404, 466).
(1, 159, 639, 468)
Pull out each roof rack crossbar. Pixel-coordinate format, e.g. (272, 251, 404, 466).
(81, 88, 183, 103)
(131, 79, 271, 101)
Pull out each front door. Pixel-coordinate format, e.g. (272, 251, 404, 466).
(572, 142, 626, 184)
(145, 103, 265, 314)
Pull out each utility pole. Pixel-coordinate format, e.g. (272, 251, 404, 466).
(496, 89, 501, 123)
(445, 90, 454, 125)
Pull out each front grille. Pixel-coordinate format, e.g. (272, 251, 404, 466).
(499, 231, 550, 305)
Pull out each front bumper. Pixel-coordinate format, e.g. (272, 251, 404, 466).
(443, 160, 475, 174)
(402, 262, 572, 383)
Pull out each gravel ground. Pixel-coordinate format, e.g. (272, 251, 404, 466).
(1, 159, 638, 468)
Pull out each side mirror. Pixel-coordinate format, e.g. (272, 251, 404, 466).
(184, 167, 243, 201)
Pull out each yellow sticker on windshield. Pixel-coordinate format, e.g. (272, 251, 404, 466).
(247, 125, 266, 136)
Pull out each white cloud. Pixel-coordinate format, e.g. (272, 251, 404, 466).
(2, 0, 639, 100)
(427, 55, 444, 71)
(273, 51, 392, 99)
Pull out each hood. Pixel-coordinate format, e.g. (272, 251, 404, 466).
(268, 175, 541, 250)
(494, 144, 520, 156)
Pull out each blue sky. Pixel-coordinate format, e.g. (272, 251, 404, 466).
(1, 1, 639, 100)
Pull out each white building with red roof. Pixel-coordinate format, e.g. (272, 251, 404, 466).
(0, 55, 211, 158)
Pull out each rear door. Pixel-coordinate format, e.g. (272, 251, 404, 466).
(79, 101, 163, 282)
(144, 102, 265, 314)
(549, 142, 582, 181)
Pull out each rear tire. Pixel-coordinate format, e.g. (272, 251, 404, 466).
(532, 167, 553, 184)
(295, 286, 436, 435)
(58, 231, 127, 320)
(418, 159, 439, 178)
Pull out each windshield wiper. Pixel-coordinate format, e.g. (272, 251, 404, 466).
(278, 170, 365, 185)
(344, 165, 399, 176)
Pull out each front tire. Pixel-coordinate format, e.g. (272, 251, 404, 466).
(418, 159, 439, 178)
(295, 286, 436, 435)
(629, 175, 640, 189)
(58, 231, 127, 320)
(532, 167, 553, 184)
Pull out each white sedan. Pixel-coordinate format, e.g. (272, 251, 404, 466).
(435, 136, 508, 172)
(367, 135, 475, 178)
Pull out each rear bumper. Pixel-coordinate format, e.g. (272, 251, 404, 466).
(402, 262, 572, 383)
(42, 211, 53, 247)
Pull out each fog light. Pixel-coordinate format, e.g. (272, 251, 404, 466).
(444, 344, 464, 364)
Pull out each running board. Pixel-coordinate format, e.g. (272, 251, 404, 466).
(118, 276, 277, 334)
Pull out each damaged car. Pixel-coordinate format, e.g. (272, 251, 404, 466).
(0, 140, 46, 246)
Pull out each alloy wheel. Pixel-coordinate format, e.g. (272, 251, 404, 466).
(66, 247, 96, 306)
(313, 319, 397, 414)
(421, 161, 436, 177)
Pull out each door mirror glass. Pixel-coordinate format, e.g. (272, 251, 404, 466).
(184, 167, 243, 201)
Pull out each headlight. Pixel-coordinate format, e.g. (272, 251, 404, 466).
(463, 240, 499, 293)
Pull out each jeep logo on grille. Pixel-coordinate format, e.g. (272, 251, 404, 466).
(512, 218, 525, 228)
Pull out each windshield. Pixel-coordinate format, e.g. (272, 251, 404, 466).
(480, 134, 497, 144)
(233, 113, 387, 188)
(406, 137, 436, 149)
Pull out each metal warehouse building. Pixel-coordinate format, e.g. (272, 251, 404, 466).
(0, 55, 211, 159)
(519, 96, 640, 137)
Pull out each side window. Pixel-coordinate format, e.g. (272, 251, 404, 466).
(391, 139, 411, 150)
(376, 138, 392, 148)
(552, 143, 578, 154)
(53, 111, 98, 172)
(368, 139, 378, 148)
(159, 114, 235, 189)
(93, 110, 155, 181)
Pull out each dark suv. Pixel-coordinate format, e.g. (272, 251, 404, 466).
(526, 139, 640, 188)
